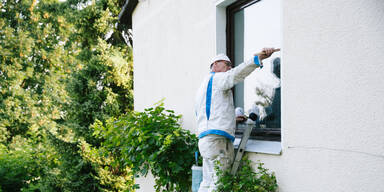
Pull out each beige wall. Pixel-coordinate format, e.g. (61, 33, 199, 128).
(132, 0, 384, 191)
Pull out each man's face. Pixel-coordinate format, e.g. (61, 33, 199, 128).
(212, 60, 232, 72)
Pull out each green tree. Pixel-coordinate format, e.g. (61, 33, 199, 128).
(0, 0, 73, 145)
(0, 0, 134, 191)
(0, 0, 77, 190)
(60, 0, 134, 190)
(65, 0, 133, 146)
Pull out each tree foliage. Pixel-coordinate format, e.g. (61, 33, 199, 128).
(0, 0, 134, 191)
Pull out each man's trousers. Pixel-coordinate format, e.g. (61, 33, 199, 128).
(198, 135, 234, 192)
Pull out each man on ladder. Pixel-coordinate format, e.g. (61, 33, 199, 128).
(195, 48, 279, 192)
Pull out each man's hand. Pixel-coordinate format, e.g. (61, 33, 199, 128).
(255, 48, 280, 61)
(236, 115, 247, 123)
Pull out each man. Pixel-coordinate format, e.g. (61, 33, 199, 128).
(195, 48, 279, 192)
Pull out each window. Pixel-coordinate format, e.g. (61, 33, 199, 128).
(227, 0, 281, 141)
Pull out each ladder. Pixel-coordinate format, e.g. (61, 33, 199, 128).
(230, 122, 254, 175)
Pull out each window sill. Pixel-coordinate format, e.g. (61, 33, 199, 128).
(234, 138, 282, 155)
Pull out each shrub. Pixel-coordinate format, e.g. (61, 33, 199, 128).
(93, 103, 198, 191)
(214, 156, 278, 192)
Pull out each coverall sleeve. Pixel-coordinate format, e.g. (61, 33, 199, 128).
(215, 56, 261, 90)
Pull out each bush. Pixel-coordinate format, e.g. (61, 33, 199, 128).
(214, 156, 278, 192)
(93, 103, 198, 191)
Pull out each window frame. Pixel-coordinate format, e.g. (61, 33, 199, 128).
(226, 0, 281, 142)
(226, 0, 261, 62)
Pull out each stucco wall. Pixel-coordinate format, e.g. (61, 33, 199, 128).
(275, 0, 384, 191)
(132, 0, 217, 133)
(132, 0, 384, 191)
(132, 0, 217, 190)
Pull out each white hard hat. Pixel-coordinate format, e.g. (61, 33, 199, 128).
(211, 53, 231, 65)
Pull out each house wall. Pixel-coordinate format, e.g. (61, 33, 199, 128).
(132, 0, 384, 191)
(132, 0, 217, 190)
(276, 0, 384, 191)
(132, 0, 217, 133)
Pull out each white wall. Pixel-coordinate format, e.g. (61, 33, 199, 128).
(133, 0, 217, 133)
(132, 0, 217, 190)
(275, 0, 384, 191)
(132, 0, 384, 191)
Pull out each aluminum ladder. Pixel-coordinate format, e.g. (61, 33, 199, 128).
(230, 122, 254, 175)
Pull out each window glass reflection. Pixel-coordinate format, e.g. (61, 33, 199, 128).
(234, 0, 281, 131)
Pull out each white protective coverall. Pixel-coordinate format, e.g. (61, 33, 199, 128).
(195, 55, 261, 192)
